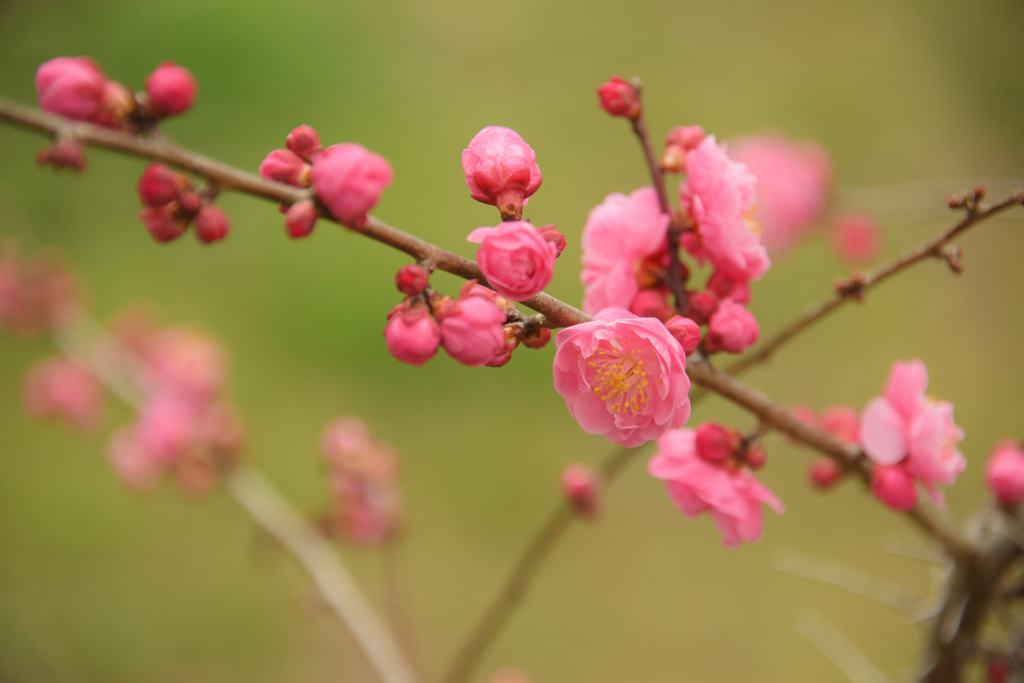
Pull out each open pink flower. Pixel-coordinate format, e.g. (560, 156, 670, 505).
(648, 428, 784, 547)
(462, 126, 542, 218)
(860, 359, 965, 507)
(553, 308, 690, 447)
(311, 143, 393, 225)
(728, 132, 832, 254)
(680, 136, 769, 282)
(580, 187, 669, 315)
(467, 221, 557, 301)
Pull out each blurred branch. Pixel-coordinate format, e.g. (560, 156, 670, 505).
(725, 188, 1024, 377)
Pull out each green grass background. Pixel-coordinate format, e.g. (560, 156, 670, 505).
(0, 0, 1023, 681)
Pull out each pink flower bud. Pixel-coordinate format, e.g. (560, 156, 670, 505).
(694, 423, 740, 463)
(50, 139, 86, 171)
(144, 62, 197, 118)
(286, 125, 321, 160)
(285, 200, 318, 238)
(395, 264, 429, 296)
(178, 189, 202, 215)
(744, 442, 767, 470)
(985, 440, 1024, 509)
(808, 458, 842, 489)
(871, 464, 918, 511)
(561, 463, 601, 518)
(705, 299, 759, 353)
(467, 221, 557, 302)
(486, 324, 520, 367)
(829, 211, 881, 264)
(629, 287, 673, 321)
(706, 270, 751, 305)
(139, 205, 188, 243)
(521, 326, 551, 350)
(462, 126, 542, 219)
(538, 225, 566, 256)
(662, 126, 705, 173)
(137, 164, 182, 207)
(259, 149, 311, 187)
(821, 405, 859, 445)
(35, 56, 107, 120)
(195, 206, 231, 244)
(684, 290, 718, 325)
(664, 315, 702, 355)
(596, 76, 641, 120)
(383, 305, 441, 367)
(311, 143, 393, 225)
(23, 355, 104, 429)
(92, 80, 137, 128)
(438, 294, 507, 367)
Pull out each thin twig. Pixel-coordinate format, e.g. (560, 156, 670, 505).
(726, 189, 1024, 376)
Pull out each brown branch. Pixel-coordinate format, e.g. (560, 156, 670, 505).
(726, 189, 1024, 376)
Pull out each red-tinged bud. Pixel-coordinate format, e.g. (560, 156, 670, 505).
(694, 423, 740, 463)
(973, 185, 987, 201)
(144, 62, 197, 118)
(705, 299, 760, 354)
(462, 127, 542, 220)
(195, 206, 231, 244)
(259, 148, 311, 187)
(395, 264, 428, 296)
(485, 325, 519, 367)
(137, 164, 180, 207)
(561, 463, 601, 518)
(871, 464, 918, 511)
(808, 458, 843, 490)
(286, 124, 321, 160)
(383, 305, 441, 367)
(35, 56, 107, 121)
(596, 76, 641, 120)
(521, 325, 551, 349)
(629, 287, 673, 321)
(284, 200, 318, 238)
(178, 189, 202, 215)
(139, 205, 188, 243)
(35, 148, 53, 166)
(538, 225, 566, 256)
(50, 139, 86, 171)
(685, 290, 719, 325)
(743, 442, 766, 470)
(92, 80, 137, 128)
(664, 315, 701, 355)
(661, 125, 705, 172)
(706, 270, 750, 304)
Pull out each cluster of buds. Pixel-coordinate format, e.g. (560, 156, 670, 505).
(137, 163, 230, 243)
(260, 124, 393, 235)
(0, 245, 80, 337)
(105, 311, 244, 495)
(319, 417, 402, 546)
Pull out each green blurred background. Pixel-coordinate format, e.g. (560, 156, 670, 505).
(1, 0, 1023, 681)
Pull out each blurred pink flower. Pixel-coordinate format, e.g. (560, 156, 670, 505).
(580, 187, 669, 315)
(729, 132, 832, 254)
(553, 308, 690, 447)
(467, 221, 557, 301)
(462, 126, 542, 218)
(985, 440, 1024, 509)
(829, 211, 882, 263)
(23, 355, 104, 429)
(648, 428, 784, 547)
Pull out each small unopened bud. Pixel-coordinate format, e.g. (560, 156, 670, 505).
(629, 287, 673, 321)
(259, 149, 311, 187)
(93, 80, 137, 128)
(973, 185, 987, 202)
(694, 423, 740, 463)
(985, 439, 1024, 510)
(178, 189, 202, 215)
(561, 463, 601, 518)
(941, 244, 963, 274)
(144, 62, 197, 118)
(684, 290, 718, 325)
(195, 206, 231, 244)
(485, 325, 520, 367)
(538, 225, 566, 256)
(395, 264, 429, 296)
(286, 125, 321, 160)
(808, 458, 842, 489)
(137, 163, 181, 207)
(596, 76, 641, 120)
(285, 200, 318, 239)
(871, 464, 918, 511)
(947, 194, 965, 209)
(139, 206, 188, 243)
(521, 325, 551, 349)
(664, 315, 701, 355)
(743, 442, 766, 470)
(50, 139, 86, 171)
(661, 125, 705, 172)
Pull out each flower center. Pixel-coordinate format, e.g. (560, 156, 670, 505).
(589, 341, 650, 415)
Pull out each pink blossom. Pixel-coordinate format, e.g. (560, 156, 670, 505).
(728, 132, 833, 254)
(648, 428, 784, 547)
(144, 62, 197, 118)
(438, 291, 507, 367)
(829, 211, 882, 263)
(395, 264, 429, 296)
(467, 221, 557, 301)
(108, 428, 166, 490)
(23, 355, 104, 429)
(259, 149, 311, 187)
(859, 359, 965, 506)
(596, 76, 640, 120)
(679, 136, 769, 282)
(808, 458, 843, 489)
(704, 298, 759, 353)
(383, 305, 441, 367)
(870, 464, 918, 511)
(984, 440, 1024, 509)
(580, 187, 669, 315)
(142, 328, 226, 400)
(561, 463, 601, 518)
(462, 126, 542, 218)
(705, 270, 751, 305)
(553, 308, 690, 447)
(35, 57, 107, 121)
(311, 143, 393, 225)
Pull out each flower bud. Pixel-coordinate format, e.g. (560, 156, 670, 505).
(384, 305, 441, 367)
(144, 62, 197, 118)
(395, 264, 429, 296)
(35, 56, 107, 120)
(538, 225, 566, 256)
(23, 355, 104, 429)
(705, 299, 759, 354)
(286, 125, 321, 160)
(521, 325, 551, 350)
(664, 315, 701, 355)
(50, 139, 86, 171)
(485, 324, 520, 367)
(808, 458, 842, 489)
(684, 290, 718, 325)
(284, 200, 318, 238)
(93, 80, 137, 128)
(694, 423, 740, 463)
(561, 463, 601, 518)
(596, 76, 641, 120)
(629, 287, 673, 321)
(985, 439, 1024, 509)
(311, 143, 393, 226)
(438, 294, 507, 367)
(706, 270, 750, 305)
(743, 442, 767, 470)
(871, 464, 918, 511)
(137, 164, 181, 207)
(259, 149, 311, 187)
(462, 126, 542, 220)
(178, 189, 202, 215)
(195, 206, 231, 244)
(139, 206, 188, 243)
(661, 125, 706, 172)
(820, 405, 858, 445)
(467, 221, 557, 302)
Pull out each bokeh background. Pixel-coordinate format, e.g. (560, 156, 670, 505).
(1, 0, 1023, 681)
